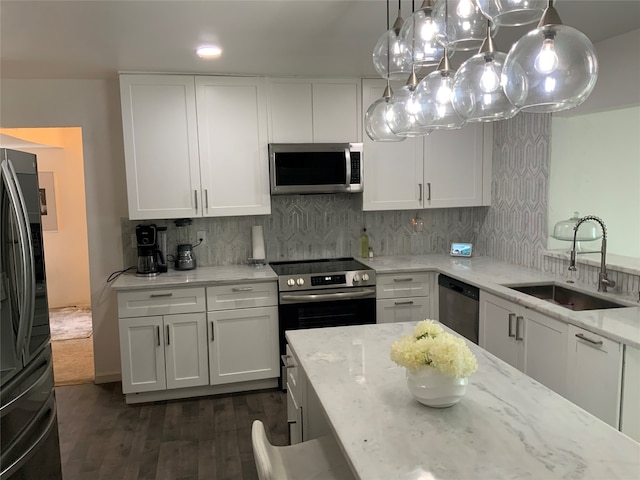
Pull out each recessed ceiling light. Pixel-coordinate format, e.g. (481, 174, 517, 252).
(196, 45, 222, 59)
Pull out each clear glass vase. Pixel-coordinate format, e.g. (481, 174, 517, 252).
(406, 366, 468, 407)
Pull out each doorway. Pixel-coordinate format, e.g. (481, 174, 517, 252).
(0, 128, 94, 386)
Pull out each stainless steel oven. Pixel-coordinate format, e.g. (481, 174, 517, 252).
(270, 258, 376, 388)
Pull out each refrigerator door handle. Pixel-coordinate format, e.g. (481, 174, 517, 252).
(0, 393, 57, 480)
(0, 160, 35, 360)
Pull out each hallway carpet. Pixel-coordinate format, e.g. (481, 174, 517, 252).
(51, 337, 95, 386)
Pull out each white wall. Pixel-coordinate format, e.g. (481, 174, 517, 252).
(0, 79, 128, 382)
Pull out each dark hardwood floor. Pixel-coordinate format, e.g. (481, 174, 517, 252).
(55, 382, 287, 480)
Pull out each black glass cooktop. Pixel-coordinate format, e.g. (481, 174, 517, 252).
(269, 257, 370, 276)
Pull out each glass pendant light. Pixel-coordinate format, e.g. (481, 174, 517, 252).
(502, 0, 598, 113)
(434, 0, 492, 52)
(366, 0, 406, 142)
(386, 66, 434, 136)
(399, 0, 444, 68)
(373, 0, 413, 81)
(476, 0, 546, 27)
(452, 22, 519, 122)
(414, 49, 466, 130)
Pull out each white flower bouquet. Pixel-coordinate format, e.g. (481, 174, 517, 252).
(390, 320, 478, 379)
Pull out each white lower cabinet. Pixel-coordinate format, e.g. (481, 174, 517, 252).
(207, 306, 279, 385)
(376, 272, 436, 323)
(480, 292, 567, 396)
(620, 345, 640, 442)
(566, 324, 622, 429)
(119, 312, 209, 394)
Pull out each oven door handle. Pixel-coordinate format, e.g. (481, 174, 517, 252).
(280, 288, 376, 303)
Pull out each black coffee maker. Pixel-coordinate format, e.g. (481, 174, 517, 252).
(136, 224, 166, 276)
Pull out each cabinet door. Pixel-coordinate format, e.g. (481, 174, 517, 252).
(479, 292, 521, 369)
(208, 306, 279, 385)
(196, 76, 271, 216)
(621, 345, 640, 442)
(362, 79, 424, 211)
(119, 74, 200, 220)
(119, 316, 166, 394)
(312, 80, 361, 142)
(523, 310, 568, 396)
(267, 79, 314, 143)
(566, 324, 622, 428)
(164, 313, 209, 390)
(423, 123, 491, 208)
(376, 297, 432, 324)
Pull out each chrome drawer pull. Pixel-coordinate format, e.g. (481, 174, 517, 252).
(394, 300, 414, 306)
(156, 326, 160, 347)
(515, 316, 524, 341)
(507, 313, 515, 338)
(232, 287, 253, 292)
(575, 333, 603, 346)
(393, 278, 413, 283)
(281, 354, 295, 369)
(150, 293, 173, 298)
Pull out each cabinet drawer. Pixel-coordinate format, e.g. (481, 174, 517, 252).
(376, 273, 433, 299)
(376, 297, 432, 324)
(206, 282, 277, 311)
(284, 344, 300, 400)
(118, 287, 206, 318)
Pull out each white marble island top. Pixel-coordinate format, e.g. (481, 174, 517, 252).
(286, 323, 640, 480)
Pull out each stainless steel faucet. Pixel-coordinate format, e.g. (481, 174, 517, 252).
(568, 215, 616, 292)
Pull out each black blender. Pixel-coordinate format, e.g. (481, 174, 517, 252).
(174, 218, 196, 270)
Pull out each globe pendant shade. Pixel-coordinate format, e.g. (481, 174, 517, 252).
(476, 0, 546, 27)
(365, 97, 406, 142)
(452, 51, 519, 122)
(435, 0, 492, 52)
(415, 70, 466, 130)
(386, 84, 433, 136)
(373, 28, 413, 81)
(400, 7, 443, 67)
(503, 24, 598, 113)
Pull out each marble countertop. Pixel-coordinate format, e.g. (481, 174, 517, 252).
(286, 323, 640, 480)
(110, 264, 277, 291)
(360, 254, 640, 348)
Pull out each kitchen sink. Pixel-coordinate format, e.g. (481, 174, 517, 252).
(507, 284, 627, 311)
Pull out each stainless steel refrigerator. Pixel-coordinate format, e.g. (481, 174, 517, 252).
(1, 148, 63, 479)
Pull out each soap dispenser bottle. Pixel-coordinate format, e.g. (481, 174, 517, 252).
(360, 228, 369, 259)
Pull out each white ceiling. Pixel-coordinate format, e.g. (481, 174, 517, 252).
(1, 0, 639, 80)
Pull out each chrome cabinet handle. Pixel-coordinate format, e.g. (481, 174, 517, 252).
(156, 326, 160, 347)
(150, 293, 173, 298)
(508, 313, 515, 338)
(166, 325, 170, 346)
(232, 287, 253, 292)
(194, 190, 198, 213)
(393, 278, 413, 283)
(575, 333, 603, 346)
(426, 182, 431, 201)
(210, 321, 215, 342)
(281, 354, 295, 368)
(515, 316, 524, 341)
(394, 300, 414, 306)
(418, 183, 423, 202)
(205, 189, 209, 211)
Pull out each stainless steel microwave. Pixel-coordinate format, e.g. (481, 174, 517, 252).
(268, 143, 363, 195)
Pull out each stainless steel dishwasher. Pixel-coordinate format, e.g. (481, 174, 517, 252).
(438, 274, 480, 344)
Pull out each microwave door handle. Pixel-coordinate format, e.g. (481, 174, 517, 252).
(344, 147, 351, 187)
(1, 160, 35, 359)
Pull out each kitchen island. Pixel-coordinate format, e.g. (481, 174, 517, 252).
(286, 323, 640, 479)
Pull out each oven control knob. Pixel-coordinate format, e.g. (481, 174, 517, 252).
(296, 278, 305, 286)
(353, 274, 360, 283)
(287, 278, 295, 287)
(362, 273, 370, 282)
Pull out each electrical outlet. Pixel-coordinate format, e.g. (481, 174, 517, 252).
(197, 230, 207, 246)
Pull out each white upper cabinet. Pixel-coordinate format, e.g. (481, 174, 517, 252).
(267, 78, 361, 143)
(362, 79, 424, 211)
(119, 74, 201, 220)
(195, 76, 271, 216)
(119, 74, 271, 220)
(361, 77, 492, 211)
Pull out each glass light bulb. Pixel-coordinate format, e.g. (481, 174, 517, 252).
(420, 18, 437, 41)
(480, 62, 501, 93)
(435, 77, 452, 105)
(457, 0, 475, 19)
(534, 38, 559, 74)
